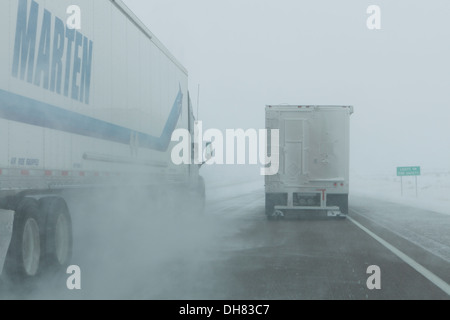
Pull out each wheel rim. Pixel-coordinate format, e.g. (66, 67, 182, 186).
(22, 218, 40, 276)
(55, 214, 70, 265)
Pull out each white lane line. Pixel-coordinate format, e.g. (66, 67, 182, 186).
(348, 212, 450, 296)
(351, 208, 450, 263)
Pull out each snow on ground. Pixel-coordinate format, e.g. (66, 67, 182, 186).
(203, 166, 450, 218)
(350, 170, 450, 263)
(351, 171, 450, 216)
(201, 166, 450, 263)
(202, 165, 264, 204)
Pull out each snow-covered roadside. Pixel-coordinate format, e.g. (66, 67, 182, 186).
(349, 195, 450, 263)
(350, 171, 450, 216)
(350, 171, 450, 263)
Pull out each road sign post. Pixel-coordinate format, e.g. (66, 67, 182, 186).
(415, 176, 418, 198)
(401, 176, 403, 196)
(397, 166, 421, 197)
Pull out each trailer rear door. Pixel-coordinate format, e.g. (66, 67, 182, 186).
(282, 118, 308, 186)
(308, 109, 348, 182)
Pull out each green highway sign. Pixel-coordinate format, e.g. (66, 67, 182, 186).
(397, 166, 421, 177)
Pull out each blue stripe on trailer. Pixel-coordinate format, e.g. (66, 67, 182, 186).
(0, 88, 183, 152)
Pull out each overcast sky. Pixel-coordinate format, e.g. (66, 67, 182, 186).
(122, 0, 450, 175)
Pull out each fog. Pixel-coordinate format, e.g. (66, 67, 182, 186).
(0, 183, 253, 300)
(123, 0, 450, 175)
(1, 0, 449, 300)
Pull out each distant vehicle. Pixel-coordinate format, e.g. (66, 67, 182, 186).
(265, 105, 353, 219)
(0, 0, 205, 282)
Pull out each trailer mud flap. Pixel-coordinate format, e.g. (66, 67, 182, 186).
(0, 210, 14, 276)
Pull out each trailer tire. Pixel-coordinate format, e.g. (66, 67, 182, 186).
(4, 198, 42, 280)
(39, 197, 72, 272)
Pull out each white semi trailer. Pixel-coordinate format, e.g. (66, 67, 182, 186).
(265, 105, 353, 219)
(0, 0, 204, 281)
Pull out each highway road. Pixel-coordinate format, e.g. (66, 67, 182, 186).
(0, 180, 449, 300)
